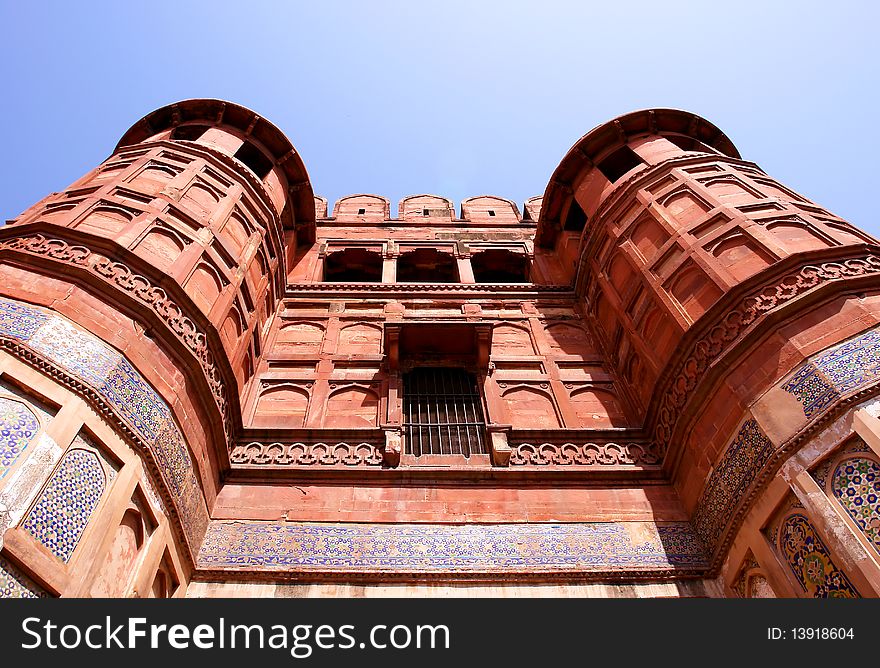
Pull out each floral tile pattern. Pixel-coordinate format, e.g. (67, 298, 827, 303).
(831, 456, 880, 554)
(783, 328, 880, 417)
(0, 397, 40, 481)
(28, 318, 120, 387)
(0, 299, 48, 340)
(777, 513, 859, 598)
(198, 521, 707, 572)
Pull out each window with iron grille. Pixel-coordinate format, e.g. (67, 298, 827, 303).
(402, 367, 486, 457)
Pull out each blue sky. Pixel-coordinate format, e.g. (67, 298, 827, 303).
(1, 1, 878, 235)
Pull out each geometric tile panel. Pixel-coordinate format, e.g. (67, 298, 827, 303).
(198, 521, 708, 572)
(100, 358, 171, 441)
(783, 328, 880, 418)
(781, 362, 839, 418)
(812, 439, 871, 488)
(0, 296, 206, 549)
(831, 456, 880, 554)
(692, 418, 775, 552)
(0, 555, 47, 598)
(152, 423, 190, 497)
(817, 329, 880, 394)
(21, 448, 106, 563)
(0, 397, 40, 481)
(777, 512, 859, 598)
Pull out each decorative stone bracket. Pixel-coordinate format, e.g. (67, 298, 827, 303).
(487, 424, 512, 466)
(383, 428, 402, 467)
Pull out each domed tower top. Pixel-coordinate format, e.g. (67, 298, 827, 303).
(537, 108, 739, 248)
(117, 98, 316, 243)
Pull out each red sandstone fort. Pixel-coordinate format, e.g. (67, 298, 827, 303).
(0, 99, 878, 597)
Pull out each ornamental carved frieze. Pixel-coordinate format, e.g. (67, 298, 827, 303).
(230, 441, 383, 467)
(0, 233, 233, 441)
(652, 253, 880, 456)
(509, 440, 660, 467)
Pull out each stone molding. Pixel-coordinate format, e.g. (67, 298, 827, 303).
(653, 251, 880, 458)
(0, 232, 234, 442)
(509, 440, 660, 467)
(230, 440, 383, 467)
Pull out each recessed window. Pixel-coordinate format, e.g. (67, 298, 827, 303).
(597, 145, 644, 183)
(666, 134, 720, 155)
(403, 367, 487, 457)
(488, 210, 496, 217)
(563, 198, 588, 232)
(397, 248, 458, 282)
(423, 208, 430, 217)
(324, 248, 383, 282)
(357, 208, 366, 215)
(170, 124, 210, 141)
(471, 249, 529, 283)
(233, 141, 274, 180)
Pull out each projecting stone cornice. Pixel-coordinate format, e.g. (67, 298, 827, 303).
(0, 229, 240, 458)
(644, 245, 880, 468)
(283, 283, 573, 297)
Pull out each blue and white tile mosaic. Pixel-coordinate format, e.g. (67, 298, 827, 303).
(0, 299, 48, 340)
(781, 364, 838, 418)
(29, 318, 121, 387)
(0, 296, 207, 549)
(0, 555, 47, 598)
(152, 423, 190, 497)
(0, 397, 39, 481)
(101, 358, 172, 441)
(783, 328, 880, 418)
(198, 521, 707, 572)
(692, 419, 774, 552)
(22, 448, 105, 562)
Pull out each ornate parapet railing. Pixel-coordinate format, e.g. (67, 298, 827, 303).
(509, 440, 660, 467)
(230, 431, 385, 469)
(230, 441, 384, 468)
(506, 430, 660, 468)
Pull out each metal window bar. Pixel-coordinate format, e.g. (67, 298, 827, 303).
(402, 368, 486, 457)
